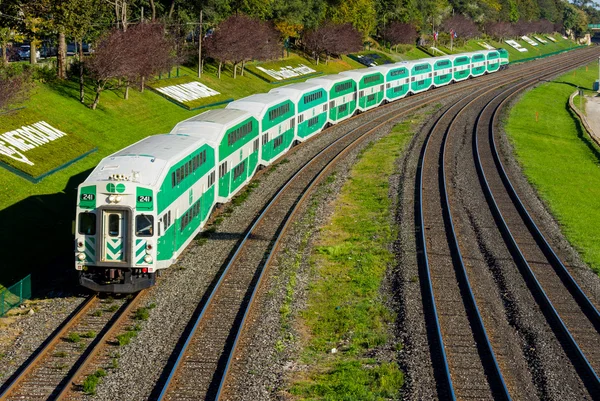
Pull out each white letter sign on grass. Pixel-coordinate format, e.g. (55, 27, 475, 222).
(521, 36, 538, 46)
(0, 121, 68, 166)
(156, 81, 220, 103)
(506, 40, 528, 52)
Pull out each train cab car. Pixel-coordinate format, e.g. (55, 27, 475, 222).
(75, 134, 217, 293)
(406, 59, 433, 94)
(306, 74, 357, 124)
(170, 109, 259, 203)
(430, 57, 453, 87)
(466, 51, 487, 77)
(498, 48, 509, 68)
(269, 82, 328, 142)
(450, 54, 471, 82)
(227, 93, 295, 166)
(486, 50, 501, 73)
(370, 63, 410, 102)
(340, 69, 385, 112)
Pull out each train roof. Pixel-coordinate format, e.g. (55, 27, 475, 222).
(226, 92, 292, 117)
(306, 73, 354, 89)
(170, 109, 252, 148)
(269, 82, 325, 102)
(85, 134, 202, 187)
(369, 64, 409, 74)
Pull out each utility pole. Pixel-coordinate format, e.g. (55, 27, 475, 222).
(198, 9, 203, 78)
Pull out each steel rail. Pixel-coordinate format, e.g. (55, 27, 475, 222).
(473, 52, 600, 396)
(416, 47, 598, 401)
(157, 46, 594, 401)
(155, 83, 453, 401)
(0, 295, 98, 400)
(54, 291, 144, 400)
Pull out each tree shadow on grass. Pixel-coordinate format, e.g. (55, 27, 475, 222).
(0, 168, 93, 298)
(565, 101, 600, 165)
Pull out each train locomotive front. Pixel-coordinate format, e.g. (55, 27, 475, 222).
(75, 164, 158, 293)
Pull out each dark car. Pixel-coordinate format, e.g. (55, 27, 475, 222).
(67, 42, 93, 56)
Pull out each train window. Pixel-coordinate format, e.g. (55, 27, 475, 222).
(273, 135, 284, 149)
(108, 214, 120, 237)
(175, 169, 181, 185)
(298, 114, 304, 124)
(136, 215, 153, 237)
(307, 116, 319, 127)
(323, 104, 327, 112)
(208, 171, 216, 187)
(262, 133, 269, 146)
(253, 139, 259, 153)
(171, 172, 176, 188)
(339, 103, 347, 113)
(78, 212, 96, 235)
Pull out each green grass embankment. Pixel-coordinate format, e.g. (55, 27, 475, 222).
(505, 61, 600, 273)
(288, 119, 417, 399)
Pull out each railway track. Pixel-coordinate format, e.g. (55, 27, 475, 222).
(151, 58, 552, 401)
(417, 46, 600, 400)
(0, 293, 142, 401)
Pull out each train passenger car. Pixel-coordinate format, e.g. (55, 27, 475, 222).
(76, 133, 217, 292)
(467, 51, 488, 77)
(339, 69, 385, 112)
(407, 59, 433, 94)
(306, 74, 357, 124)
(227, 93, 295, 166)
(486, 50, 501, 73)
(370, 63, 410, 102)
(450, 54, 471, 82)
(269, 82, 328, 142)
(430, 56, 454, 87)
(170, 109, 259, 203)
(498, 48, 509, 67)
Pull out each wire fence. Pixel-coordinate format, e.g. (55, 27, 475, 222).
(0, 275, 31, 316)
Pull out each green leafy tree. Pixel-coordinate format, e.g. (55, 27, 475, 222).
(329, 0, 377, 38)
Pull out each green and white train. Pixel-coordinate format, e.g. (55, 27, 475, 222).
(75, 48, 508, 292)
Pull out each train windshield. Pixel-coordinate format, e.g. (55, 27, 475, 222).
(78, 212, 96, 235)
(136, 215, 154, 237)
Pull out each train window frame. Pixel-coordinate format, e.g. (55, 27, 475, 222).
(78, 212, 96, 235)
(136, 215, 154, 237)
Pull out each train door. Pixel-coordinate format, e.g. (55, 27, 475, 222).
(102, 210, 128, 262)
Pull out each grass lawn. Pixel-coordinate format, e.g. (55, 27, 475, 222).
(505, 60, 600, 273)
(288, 119, 416, 399)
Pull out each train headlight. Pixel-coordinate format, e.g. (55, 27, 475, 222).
(145, 243, 152, 254)
(77, 253, 86, 261)
(77, 240, 84, 250)
(115, 195, 122, 203)
(143, 255, 153, 264)
(108, 194, 117, 202)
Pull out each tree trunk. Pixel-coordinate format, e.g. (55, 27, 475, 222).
(115, 1, 120, 29)
(241, 60, 245, 76)
(141, 76, 145, 92)
(150, 0, 156, 20)
(168, 0, 175, 19)
(57, 31, 67, 79)
(218, 61, 222, 79)
(92, 87, 101, 109)
(122, 1, 128, 31)
(79, 40, 85, 103)
(30, 42, 37, 64)
(124, 83, 129, 99)
(233, 62, 237, 79)
(1, 45, 7, 66)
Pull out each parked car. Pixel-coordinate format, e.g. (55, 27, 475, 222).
(17, 45, 40, 60)
(67, 42, 93, 56)
(0, 46, 20, 62)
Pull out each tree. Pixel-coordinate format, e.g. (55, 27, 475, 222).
(381, 21, 418, 50)
(86, 28, 130, 109)
(330, 0, 378, 38)
(485, 20, 516, 39)
(303, 22, 362, 64)
(125, 23, 177, 92)
(0, 67, 30, 111)
(442, 14, 479, 40)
